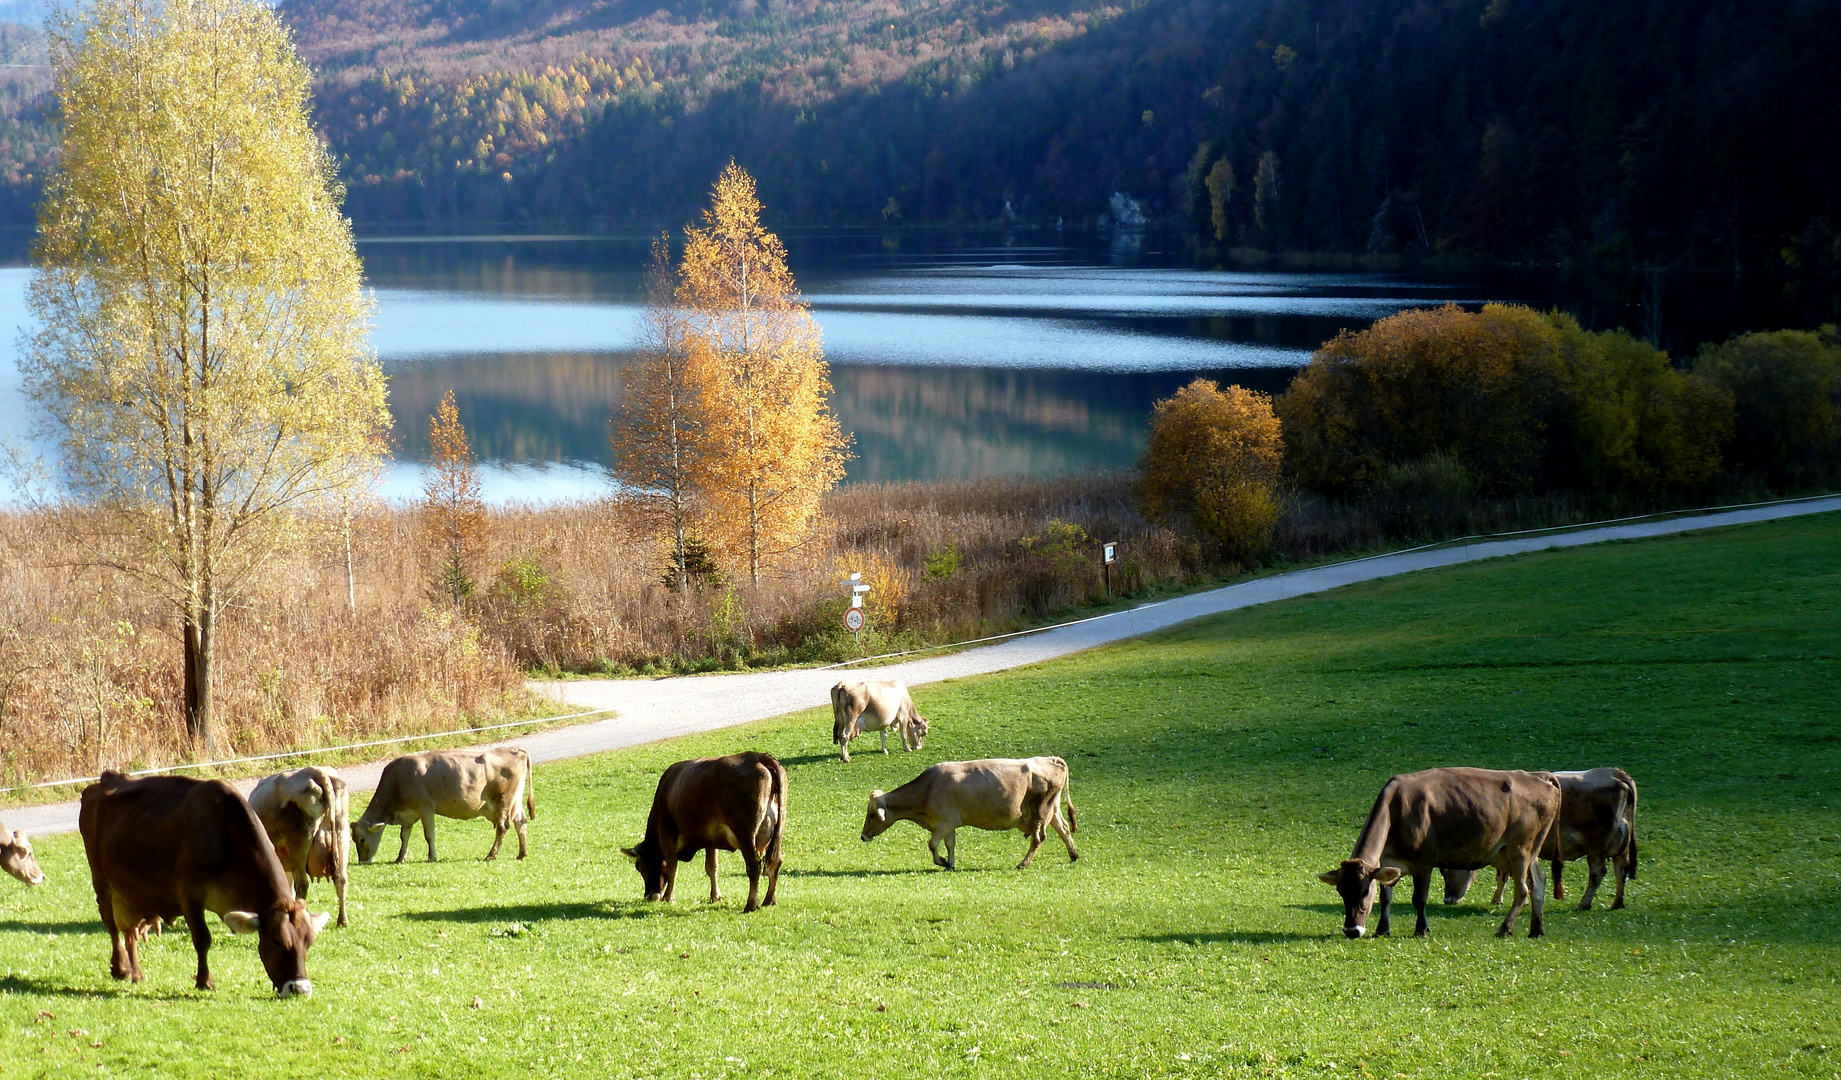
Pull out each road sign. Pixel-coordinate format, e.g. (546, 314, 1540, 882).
(844, 607, 865, 633)
(1103, 542, 1118, 564)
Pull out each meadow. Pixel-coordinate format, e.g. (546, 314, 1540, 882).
(0, 512, 1834, 1078)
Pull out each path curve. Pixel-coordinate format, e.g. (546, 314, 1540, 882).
(10, 496, 1836, 838)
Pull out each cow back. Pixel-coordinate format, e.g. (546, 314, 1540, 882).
(80, 773, 292, 915)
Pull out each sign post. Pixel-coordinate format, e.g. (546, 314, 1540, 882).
(842, 572, 871, 635)
(1101, 541, 1118, 597)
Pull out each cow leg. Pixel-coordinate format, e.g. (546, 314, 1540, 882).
(880, 728, 889, 755)
(839, 732, 852, 764)
(762, 837, 782, 908)
(98, 889, 130, 982)
(1016, 825, 1046, 870)
(1497, 855, 1543, 937)
(928, 829, 957, 871)
(292, 869, 310, 901)
(1552, 858, 1566, 900)
(485, 811, 508, 862)
(334, 871, 350, 929)
(121, 921, 143, 984)
(1375, 883, 1393, 937)
(1412, 872, 1431, 937)
(1578, 855, 1608, 910)
(1611, 850, 1630, 910)
(740, 846, 765, 913)
(421, 811, 439, 862)
(394, 823, 412, 864)
(185, 900, 215, 991)
(1490, 869, 1507, 905)
(705, 848, 722, 903)
(514, 813, 530, 860)
(1528, 859, 1547, 938)
(1050, 804, 1080, 863)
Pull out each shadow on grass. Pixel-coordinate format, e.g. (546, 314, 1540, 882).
(400, 901, 639, 924)
(0, 919, 98, 936)
(777, 753, 846, 767)
(0, 974, 195, 1001)
(1134, 931, 1321, 945)
(784, 868, 958, 878)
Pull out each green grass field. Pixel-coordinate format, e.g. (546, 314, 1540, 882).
(1, 514, 1837, 1079)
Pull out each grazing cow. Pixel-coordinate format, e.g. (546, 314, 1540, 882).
(249, 766, 352, 927)
(860, 757, 1078, 870)
(831, 680, 929, 763)
(622, 751, 786, 913)
(78, 772, 329, 996)
(1441, 767, 1639, 910)
(351, 748, 535, 864)
(1319, 767, 1560, 939)
(0, 820, 44, 886)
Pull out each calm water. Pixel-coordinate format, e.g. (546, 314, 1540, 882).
(3, 232, 1835, 503)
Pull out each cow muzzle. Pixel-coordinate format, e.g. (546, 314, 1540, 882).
(277, 979, 314, 999)
(1343, 925, 1365, 939)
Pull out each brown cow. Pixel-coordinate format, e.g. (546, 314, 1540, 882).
(351, 748, 535, 863)
(0, 820, 44, 886)
(831, 680, 929, 763)
(78, 772, 329, 996)
(622, 751, 786, 913)
(249, 766, 352, 927)
(1319, 767, 1560, 939)
(860, 757, 1078, 870)
(1441, 767, 1639, 910)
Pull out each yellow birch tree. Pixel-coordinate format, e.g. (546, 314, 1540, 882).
(678, 163, 849, 585)
(22, 0, 388, 752)
(611, 236, 710, 594)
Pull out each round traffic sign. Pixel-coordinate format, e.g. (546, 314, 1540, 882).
(844, 607, 865, 632)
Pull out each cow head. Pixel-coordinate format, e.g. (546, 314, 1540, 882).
(904, 713, 929, 751)
(222, 899, 330, 997)
(0, 830, 43, 886)
(860, 790, 892, 842)
(350, 820, 388, 863)
(1440, 867, 1478, 905)
(620, 839, 667, 901)
(1317, 860, 1402, 938)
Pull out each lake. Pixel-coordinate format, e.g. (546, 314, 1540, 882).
(4, 232, 1834, 503)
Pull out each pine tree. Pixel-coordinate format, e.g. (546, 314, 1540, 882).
(424, 389, 485, 605)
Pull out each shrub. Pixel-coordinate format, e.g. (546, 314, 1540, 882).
(1277, 304, 1566, 495)
(1137, 379, 1284, 561)
(1693, 328, 1841, 487)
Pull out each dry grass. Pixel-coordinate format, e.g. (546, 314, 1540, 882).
(0, 470, 1739, 787)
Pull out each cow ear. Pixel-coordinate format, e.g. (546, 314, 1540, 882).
(1375, 867, 1404, 886)
(620, 847, 639, 862)
(1317, 871, 1341, 886)
(876, 806, 887, 822)
(308, 911, 332, 934)
(222, 911, 261, 935)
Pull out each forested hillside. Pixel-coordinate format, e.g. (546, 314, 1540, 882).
(3, 0, 1838, 270)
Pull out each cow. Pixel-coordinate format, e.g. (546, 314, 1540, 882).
(249, 766, 352, 927)
(860, 757, 1078, 871)
(831, 680, 929, 763)
(1440, 767, 1639, 911)
(351, 748, 535, 864)
(0, 820, 44, 886)
(621, 751, 786, 913)
(1319, 767, 1561, 940)
(78, 771, 329, 996)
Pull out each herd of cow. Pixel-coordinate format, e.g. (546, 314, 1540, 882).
(0, 678, 1640, 999)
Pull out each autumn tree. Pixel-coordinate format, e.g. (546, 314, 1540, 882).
(678, 162, 849, 585)
(1693, 329, 1841, 488)
(22, 0, 388, 751)
(1205, 158, 1237, 243)
(1137, 379, 1285, 561)
(612, 236, 710, 594)
(424, 389, 485, 605)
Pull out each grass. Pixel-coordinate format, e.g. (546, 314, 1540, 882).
(0, 512, 1836, 1078)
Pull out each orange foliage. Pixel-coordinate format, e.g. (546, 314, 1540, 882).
(1137, 379, 1284, 560)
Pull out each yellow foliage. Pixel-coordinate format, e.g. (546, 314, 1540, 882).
(677, 162, 851, 584)
(1137, 379, 1283, 560)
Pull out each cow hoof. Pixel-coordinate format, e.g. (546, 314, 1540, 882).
(1611, 900, 1626, 910)
(1578, 901, 1593, 911)
(196, 977, 216, 991)
(1069, 852, 1080, 863)
(1494, 926, 1513, 938)
(1413, 930, 1428, 938)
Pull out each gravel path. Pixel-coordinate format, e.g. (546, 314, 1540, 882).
(9, 496, 1835, 838)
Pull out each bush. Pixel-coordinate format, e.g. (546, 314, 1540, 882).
(1137, 379, 1284, 561)
(1693, 328, 1841, 488)
(1276, 304, 1565, 495)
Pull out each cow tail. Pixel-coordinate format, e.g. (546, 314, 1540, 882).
(522, 751, 537, 821)
(1058, 759, 1079, 833)
(1617, 768, 1637, 880)
(767, 758, 787, 865)
(831, 684, 849, 745)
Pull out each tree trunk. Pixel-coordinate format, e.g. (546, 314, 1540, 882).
(182, 594, 215, 753)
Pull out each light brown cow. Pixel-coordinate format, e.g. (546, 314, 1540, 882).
(249, 767, 352, 927)
(1441, 767, 1639, 910)
(860, 757, 1078, 870)
(832, 680, 929, 763)
(352, 748, 535, 863)
(0, 820, 44, 886)
(1319, 767, 1561, 939)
